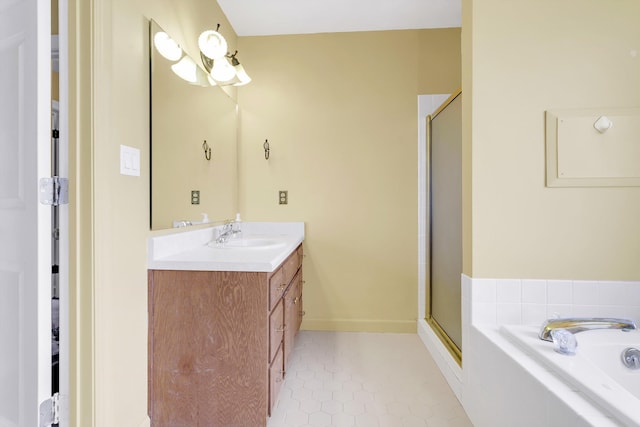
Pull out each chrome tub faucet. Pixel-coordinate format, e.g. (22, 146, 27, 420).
(539, 317, 637, 341)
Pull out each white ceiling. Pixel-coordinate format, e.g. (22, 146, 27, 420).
(216, 0, 461, 36)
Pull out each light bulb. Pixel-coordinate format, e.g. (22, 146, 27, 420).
(210, 58, 236, 83)
(171, 56, 198, 83)
(198, 30, 227, 60)
(153, 31, 182, 61)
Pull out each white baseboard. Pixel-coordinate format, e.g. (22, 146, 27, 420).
(301, 318, 416, 333)
(417, 319, 463, 402)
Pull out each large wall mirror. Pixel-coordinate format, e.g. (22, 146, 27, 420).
(150, 19, 238, 230)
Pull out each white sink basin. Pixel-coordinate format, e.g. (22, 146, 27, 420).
(208, 237, 287, 250)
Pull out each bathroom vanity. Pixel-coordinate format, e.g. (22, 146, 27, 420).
(147, 223, 304, 427)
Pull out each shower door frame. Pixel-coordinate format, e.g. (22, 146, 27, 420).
(418, 90, 463, 368)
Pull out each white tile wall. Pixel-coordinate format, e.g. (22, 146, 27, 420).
(469, 277, 640, 327)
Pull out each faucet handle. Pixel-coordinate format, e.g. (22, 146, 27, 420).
(551, 329, 577, 355)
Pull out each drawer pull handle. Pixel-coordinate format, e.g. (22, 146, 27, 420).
(276, 325, 287, 332)
(274, 369, 286, 382)
(299, 311, 306, 317)
(277, 284, 287, 291)
(293, 297, 298, 304)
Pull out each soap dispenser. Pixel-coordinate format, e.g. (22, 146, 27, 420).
(234, 213, 242, 238)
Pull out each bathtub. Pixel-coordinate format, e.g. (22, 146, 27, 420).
(501, 325, 640, 427)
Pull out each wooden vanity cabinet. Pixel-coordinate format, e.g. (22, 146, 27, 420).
(148, 244, 303, 427)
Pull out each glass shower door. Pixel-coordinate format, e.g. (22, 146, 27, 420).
(427, 90, 462, 361)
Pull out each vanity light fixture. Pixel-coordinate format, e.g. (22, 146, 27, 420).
(210, 56, 236, 83)
(171, 56, 212, 86)
(198, 24, 251, 87)
(171, 56, 198, 83)
(153, 31, 182, 61)
(229, 51, 251, 86)
(198, 24, 227, 60)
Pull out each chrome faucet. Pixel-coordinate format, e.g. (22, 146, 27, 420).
(215, 222, 241, 244)
(539, 317, 637, 341)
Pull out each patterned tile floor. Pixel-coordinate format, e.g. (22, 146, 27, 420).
(267, 331, 473, 427)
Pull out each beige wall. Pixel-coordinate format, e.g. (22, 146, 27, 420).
(70, 0, 236, 425)
(465, 0, 640, 280)
(69, 0, 640, 422)
(237, 29, 461, 333)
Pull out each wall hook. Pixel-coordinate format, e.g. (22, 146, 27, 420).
(203, 140, 211, 161)
(263, 139, 270, 160)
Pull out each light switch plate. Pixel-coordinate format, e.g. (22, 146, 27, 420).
(120, 145, 140, 176)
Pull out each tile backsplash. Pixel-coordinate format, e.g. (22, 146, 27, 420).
(468, 277, 640, 327)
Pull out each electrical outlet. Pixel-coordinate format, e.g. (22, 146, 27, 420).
(279, 190, 288, 205)
(191, 190, 200, 205)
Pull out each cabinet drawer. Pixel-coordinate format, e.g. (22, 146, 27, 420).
(269, 299, 284, 363)
(268, 345, 285, 416)
(283, 245, 302, 283)
(268, 245, 302, 311)
(268, 266, 287, 311)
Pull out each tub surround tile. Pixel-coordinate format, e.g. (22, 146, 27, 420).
(598, 281, 631, 305)
(599, 305, 639, 321)
(470, 302, 497, 325)
(547, 280, 573, 304)
(522, 303, 547, 325)
(572, 281, 599, 305)
(496, 279, 521, 303)
(522, 279, 547, 304)
(470, 278, 496, 303)
(629, 282, 640, 301)
(496, 303, 521, 324)
(546, 304, 574, 319)
(572, 305, 601, 318)
(469, 277, 640, 327)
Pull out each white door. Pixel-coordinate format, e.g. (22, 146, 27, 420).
(0, 0, 52, 425)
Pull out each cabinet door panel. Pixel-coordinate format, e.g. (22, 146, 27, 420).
(268, 345, 284, 416)
(269, 298, 284, 363)
(284, 270, 302, 367)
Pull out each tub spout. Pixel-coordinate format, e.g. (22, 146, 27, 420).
(539, 318, 637, 342)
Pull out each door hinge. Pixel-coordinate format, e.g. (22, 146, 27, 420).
(39, 392, 60, 426)
(39, 177, 69, 206)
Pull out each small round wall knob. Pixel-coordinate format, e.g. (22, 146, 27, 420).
(593, 116, 613, 133)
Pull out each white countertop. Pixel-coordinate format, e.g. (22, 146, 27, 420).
(148, 222, 304, 272)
